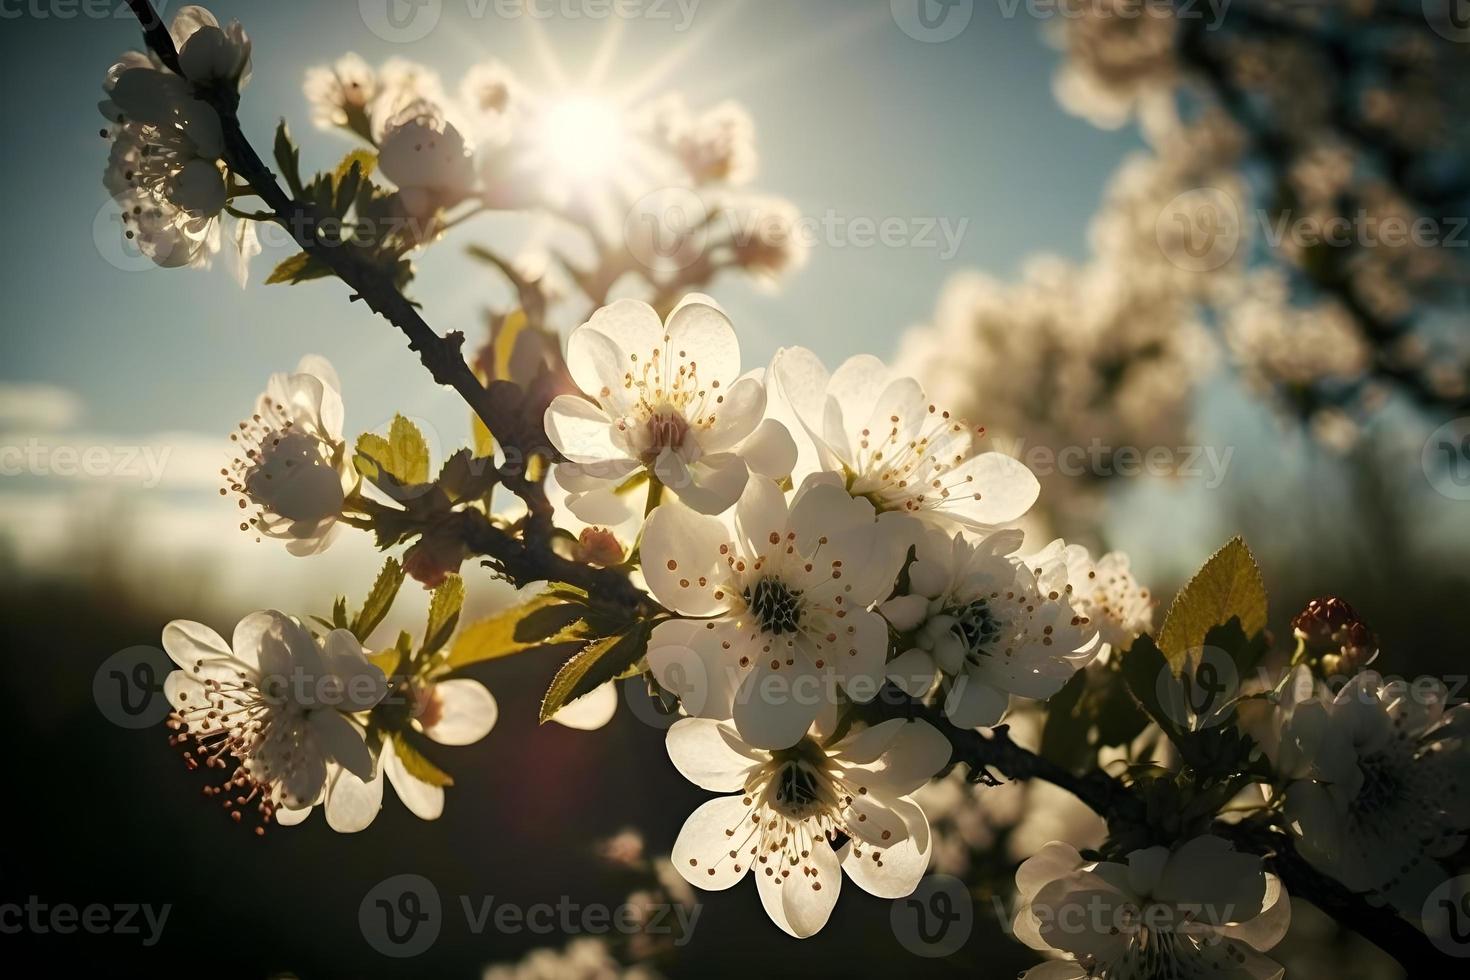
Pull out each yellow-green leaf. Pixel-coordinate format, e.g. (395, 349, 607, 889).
(352, 557, 405, 643)
(264, 250, 332, 285)
(354, 416, 430, 487)
(539, 620, 655, 724)
(423, 574, 466, 657)
(391, 733, 453, 787)
(1157, 537, 1268, 670)
(333, 148, 377, 183)
(443, 595, 586, 671)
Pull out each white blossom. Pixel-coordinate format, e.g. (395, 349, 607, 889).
(303, 53, 376, 137)
(545, 296, 796, 521)
(771, 346, 1040, 534)
(1013, 836, 1292, 980)
(163, 611, 387, 830)
(667, 715, 947, 938)
(226, 355, 355, 555)
(1274, 669, 1470, 917)
(643, 476, 912, 749)
(879, 525, 1097, 728)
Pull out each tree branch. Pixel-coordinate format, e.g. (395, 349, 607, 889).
(121, 0, 632, 607)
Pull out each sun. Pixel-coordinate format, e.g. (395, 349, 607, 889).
(534, 94, 630, 188)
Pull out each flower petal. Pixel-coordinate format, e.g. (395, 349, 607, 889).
(672, 795, 758, 891)
(544, 394, 622, 464)
(324, 763, 383, 833)
(422, 678, 498, 745)
(550, 680, 619, 731)
(640, 500, 731, 615)
(383, 738, 445, 820)
(666, 717, 763, 791)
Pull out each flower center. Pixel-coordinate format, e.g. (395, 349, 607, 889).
(947, 598, 1002, 662)
(644, 409, 690, 460)
(744, 576, 802, 635)
(766, 740, 834, 821)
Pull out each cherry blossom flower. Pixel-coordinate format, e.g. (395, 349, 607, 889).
(544, 296, 796, 521)
(163, 611, 387, 831)
(225, 355, 355, 556)
(771, 346, 1039, 534)
(1027, 539, 1153, 660)
(303, 53, 376, 139)
(277, 676, 499, 830)
(879, 525, 1097, 728)
(667, 715, 948, 938)
(98, 47, 258, 282)
(1013, 836, 1292, 980)
(1273, 670, 1470, 917)
(643, 476, 912, 749)
(168, 5, 252, 90)
(376, 101, 477, 229)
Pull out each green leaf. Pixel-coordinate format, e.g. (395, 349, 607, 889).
(351, 557, 406, 643)
(369, 630, 414, 678)
(264, 251, 333, 285)
(443, 595, 586, 671)
(332, 596, 350, 631)
(1040, 667, 1150, 772)
(1157, 537, 1267, 670)
(354, 416, 431, 488)
(422, 574, 466, 657)
(273, 120, 303, 197)
(1121, 633, 1179, 741)
(539, 620, 656, 724)
(391, 733, 453, 788)
(436, 448, 498, 503)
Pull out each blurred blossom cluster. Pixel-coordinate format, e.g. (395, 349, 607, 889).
(903, 0, 1470, 525)
(897, 112, 1223, 526)
(1043, 0, 1470, 427)
(300, 52, 805, 321)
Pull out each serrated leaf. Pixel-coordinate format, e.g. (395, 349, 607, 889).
(351, 557, 406, 643)
(437, 448, 498, 503)
(423, 574, 466, 657)
(1157, 537, 1267, 671)
(443, 595, 586, 671)
(273, 120, 303, 197)
(354, 416, 430, 488)
(391, 733, 453, 788)
(539, 620, 656, 724)
(332, 596, 350, 631)
(265, 250, 333, 285)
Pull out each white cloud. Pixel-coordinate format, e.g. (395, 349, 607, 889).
(0, 383, 84, 432)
